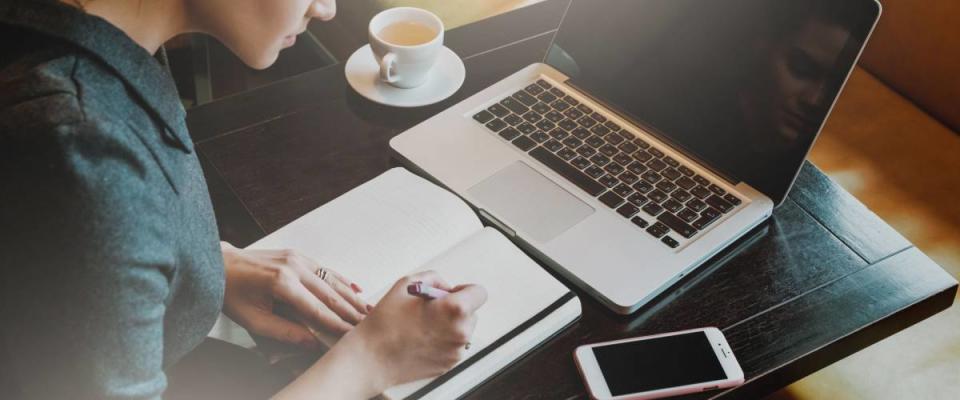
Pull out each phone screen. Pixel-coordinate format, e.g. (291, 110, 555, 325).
(593, 331, 727, 395)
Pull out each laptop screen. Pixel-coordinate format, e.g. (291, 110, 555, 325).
(545, 0, 880, 205)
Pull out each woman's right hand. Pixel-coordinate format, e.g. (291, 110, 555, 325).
(349, 271, 488, 390)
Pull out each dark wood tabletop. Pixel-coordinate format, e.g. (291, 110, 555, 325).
(185, 1, 958, 398)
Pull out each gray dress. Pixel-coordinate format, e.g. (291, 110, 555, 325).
(1, 1, 225, 398)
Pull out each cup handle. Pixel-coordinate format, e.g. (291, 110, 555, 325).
(379, 52, 398, 83)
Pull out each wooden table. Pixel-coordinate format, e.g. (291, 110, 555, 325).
(185, 1, 958, 398)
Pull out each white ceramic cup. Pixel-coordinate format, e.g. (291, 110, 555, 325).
(368, 7, 445, 89)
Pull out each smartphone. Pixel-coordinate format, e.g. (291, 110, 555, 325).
(574, 327, 744, 400)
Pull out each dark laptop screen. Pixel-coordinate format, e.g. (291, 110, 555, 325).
(545, 0, 879, 205)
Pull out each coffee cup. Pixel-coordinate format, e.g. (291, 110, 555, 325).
(369, 7, 444, 89)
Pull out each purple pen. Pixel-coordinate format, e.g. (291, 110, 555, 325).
(407, 281, 450, 300)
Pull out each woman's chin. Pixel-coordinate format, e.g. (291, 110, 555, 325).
(244, 50, 280, 71)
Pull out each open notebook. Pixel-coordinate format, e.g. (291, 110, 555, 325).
(247, 168, 581, 399)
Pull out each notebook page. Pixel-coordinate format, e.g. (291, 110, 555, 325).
(384, 226, 571, 398)
(248, 168, 482, 298)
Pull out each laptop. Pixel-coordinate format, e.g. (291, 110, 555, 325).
(390, 0, 881, 314)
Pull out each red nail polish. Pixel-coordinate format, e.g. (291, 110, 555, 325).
(366, 304, 374, 313)
(351, 283, 363, 293)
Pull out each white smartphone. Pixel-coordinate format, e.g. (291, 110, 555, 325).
(574, 327, 744, 400)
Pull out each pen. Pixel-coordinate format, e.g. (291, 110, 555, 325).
(407, 281, 450, 299)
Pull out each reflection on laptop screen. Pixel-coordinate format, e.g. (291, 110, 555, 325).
(546, 0, 879, 204)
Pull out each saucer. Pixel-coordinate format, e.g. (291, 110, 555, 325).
(345, 44, 465, 108)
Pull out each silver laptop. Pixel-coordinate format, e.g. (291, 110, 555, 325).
(391, 0, 881, 314)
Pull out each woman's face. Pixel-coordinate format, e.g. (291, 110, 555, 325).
(189, 0, 337, 70)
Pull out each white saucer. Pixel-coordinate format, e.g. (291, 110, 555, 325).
(345, 44, 465, 108)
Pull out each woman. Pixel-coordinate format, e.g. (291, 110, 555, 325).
(0, 0, 486, 399)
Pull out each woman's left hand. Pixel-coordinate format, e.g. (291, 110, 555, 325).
(220, 242, 370, 349)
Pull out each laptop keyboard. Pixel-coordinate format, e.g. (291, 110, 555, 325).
(472, 79, 743, 249)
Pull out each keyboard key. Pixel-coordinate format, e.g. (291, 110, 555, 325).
(646, 222, 669, 238)
(617, 204, 639, 218)
(517, 123, 537, 135)
(687, 198, 707, 212)
(523, 112, 543, 123)
(504, 113, 523, 126)
(648, 189, 668, 203)
(532, 102, 551, 114)
(613, 183, 633, 197)
(663, 156, 680, 168)
(552, 100, 571, 112)
(525, 83, 545, 96)
(499, 128, 521, 141)
(537, 92, 557, 104)
(604, 163, 625, 176)
(724, 194, 742, 206)
(501, 97, 528, 114)
(691, 185, 712, 199)
(485, 118, 507, 132)
(633, 150, 653, 162)
(693, 175, 711, 186)
(549, 128, 569, 140)
(529, 130, 550, 143)
(591, 112, 607, 123)
(599, 144, 619, 157)
(529, 147, 605, 196)
(571, 127, 591, 139)
(513, 90, 538, 106)
(619, 172, 640, 185)
(598, 175, 620, 189)
(564, 95, 580, 106)
(604, 121, 621, 131)
(631, 216, 649, 229)
(544, 139, 564, 152)
(662, 199, 683, 213)
(692, 213, 720, 230)
(536, 79, 552, 89)
(549, 87, 565, 98)
(702, 207, 721, 220)
(662, 236, 680, 248)
(545, 111, 564, 123)
(585, 165, 605, 179)
(628, 193, 649, 207)
(604, 132, 625, 145)
(627, 161, 648, 175)
(577, 146, 597, 158)
(558, 119, 578, 131)
(599, 191, 625, 208)
(613, 153, 634, 166)
(671, 189, 692, 203)
(648, 147, 665, 158)
(590, 154, 611, 167)
(633, 180, 655, 193)
(678, 165, 695, 177)
(557, 148, 577, 161)
(535, 119, 555, 131)
(618, 142, 639, 154)
(591, 124, 611, 137)
(473, 110, 495, 123)
(512, 136, 537, 151)
(705, 195, 734, 213)
(641, 171, 662, 184)
(655, 180, 677, 193)
(678, 208, 699, 223)
(647, 158, 667, 171)
(571, 156, 591, 169)
(562, 137, 583, 148)
(662, 168, 682, 181)
(676, 176, 697, 191)
(658, 212, 698, 239)
(576, 104, 593, 114)
(578, 116, 598, 128)
(564, 108, 584, 120)
(488, 103, 509, 117)
(643, 203, 665, 217)
(586, 136, 605, 148)
(708, 184, 727, 196)
(633, 137, 651, 149)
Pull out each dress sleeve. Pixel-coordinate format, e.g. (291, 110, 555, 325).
(1, 117, 178, 400)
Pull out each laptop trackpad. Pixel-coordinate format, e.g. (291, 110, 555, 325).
(468, 161, 594, 243)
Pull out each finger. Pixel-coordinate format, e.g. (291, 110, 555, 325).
(440, 284, 488, 316)
(245, 311, 320, 350)
(324, 270, 370, 316)
(327, 269, 364, 294)
(273, 274, 353, 335)
(302, 271, 367, 323)
(404, 270, 453, 291)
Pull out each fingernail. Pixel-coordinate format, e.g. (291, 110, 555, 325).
(351, 283, 363, 293)
(366, 304, 374, 313)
